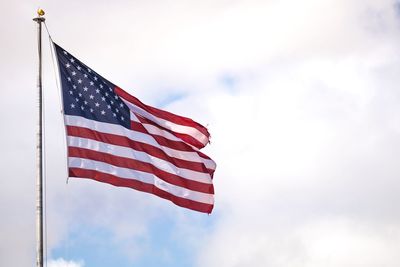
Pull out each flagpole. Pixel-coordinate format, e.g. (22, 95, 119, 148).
(33, 9, 45, 267)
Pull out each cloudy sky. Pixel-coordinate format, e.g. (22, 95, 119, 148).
(2, 0, 400, 266)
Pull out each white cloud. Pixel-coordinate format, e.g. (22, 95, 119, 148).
(197, 217, 400, 267)
(2, 0, 400, 266)
(190, 1, 400, 266)
(48, 258, 84, 267)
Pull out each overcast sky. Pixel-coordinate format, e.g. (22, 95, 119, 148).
(2, 0, 400, 266)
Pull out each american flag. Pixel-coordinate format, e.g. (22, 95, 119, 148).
(54, 42, 216, 213)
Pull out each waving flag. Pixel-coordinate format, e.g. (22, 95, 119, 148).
(54, 42, 216, 213)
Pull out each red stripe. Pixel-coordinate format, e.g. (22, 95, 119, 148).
(69, 168, 214, 214)
(130, 119, 215, 176)
(68, 147, 214, 194)
(115, 86, 210, 138)
(173, 133, 205, 149)
(66, 126, 211, 174)
(135, 116, 206, 149)
(130, 119, 215, 163)
(132, 119, 195, 152)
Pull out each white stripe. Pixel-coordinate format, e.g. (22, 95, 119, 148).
(120, 97, 208, 146)
(65, 115, 215, 170)
(130, 112, 217, 170)
(133, 114, 185, 142)
(67, 136, 212, 184)
(69, 157, 214, 205)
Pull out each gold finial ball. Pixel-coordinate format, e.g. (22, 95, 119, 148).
(37, 8, 45, 17)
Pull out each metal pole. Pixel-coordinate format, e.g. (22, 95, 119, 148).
(33, 9, 45, 267)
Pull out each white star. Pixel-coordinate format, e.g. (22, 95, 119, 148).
(94, 76, 98, 81)
(101, 97, 106, 101)
(90, 108, 94, 113)
(101, 110, 106, 115)
(71, 71, 76, 76)
(90, 81, 94, 86)
(110, 101, 114, 105)
(119, 103, 124, 107)
(115, 108, 119, 113)
(83, 87, 88, 91)
(81, 106, 84, 110)
(114, 95, 118, 99)
(69, 91, 73, 95)
(84, 101, 88, 105)
(89, 94, 94, 99)
(84, 74, 88, 78)
(88, 68, 91, 73)
(63, 51, 68, 55)
(70, 103, 75, 108)
(95, 102, 100, 107)
(77, 66, 81, 71)
(112, 112, 116, 117)
(67, 77, 71, 82)
(70, 58, 75, 63)
(109, 87, 113, 92)
(99, 84, 103, 88)
(107, 105, 111, 109)
(77, 79, 82, 84)
(95, 89, 100, 94)
(105, 92, 108, 97)
(78, 93, 82, 97)
(66, 63, 71, 68)
(121, 116, 124, 121)
(75, 98, 79, 102)
(73, 84, 77, 89)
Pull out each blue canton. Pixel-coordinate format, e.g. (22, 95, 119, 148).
(54, 43, 130, 129)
